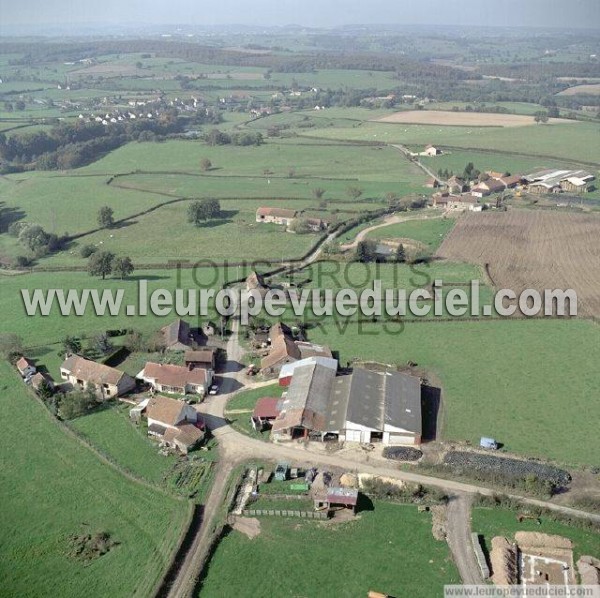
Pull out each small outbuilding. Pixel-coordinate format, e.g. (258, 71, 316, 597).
(251, 397, 281, 431)
(314, 487, 359, 513)
(16, 357, 36, 379)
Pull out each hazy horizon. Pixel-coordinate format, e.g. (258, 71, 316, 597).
(1, 0, 599, 33)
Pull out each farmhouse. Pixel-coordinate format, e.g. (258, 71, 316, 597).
(161, 319, 194, 351)
(145, 395, 204, 454)
(448, 194, 482, 211)
(446, 176, 467, 194)
(304, 217, 328, 232)
(260, 323, 333, 375)
(471, 179, 507, 197)
(421, 144, 442, 157)
(432, 192, 451, 207)
(425, 177, 441, 189)
(16, 356, 36, 378)
(184, 348, 216, 369)
(260, 331, 301, 373)
(60, 355, 136, 399)
(271, 363, 422, 446)
(137, 362, 212, 396)
(256, 207, 297, 226)
(433, 192, 481, 211)
(491, 174, 523, 189)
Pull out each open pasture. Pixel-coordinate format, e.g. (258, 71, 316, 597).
(43, 201, 322, 265)
(306, 317, 599, 467)
(79, 139, 421, 182)
(0, 362, 190, 598)
(374, 110, 570, 127)
(0, 174, 160, 236)
(199, 502, 459, 598)
(436, 211, 600, 318)
(0, 264, 249, 349)
(365, 216, 455, 252)
(301, 121, 599, 166)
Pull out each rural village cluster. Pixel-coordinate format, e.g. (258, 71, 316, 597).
(1, 19, 599, 598)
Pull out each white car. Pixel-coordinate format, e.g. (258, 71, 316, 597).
(208, 385, 219, 395)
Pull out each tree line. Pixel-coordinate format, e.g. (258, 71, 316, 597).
(0, 109, 213, 172)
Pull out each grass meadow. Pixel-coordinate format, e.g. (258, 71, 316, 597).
(1, 137, 425, 265)
(300, 121, 600, 166)
(69, 403, 177, 483)
(199, 502, 460, 598)
(0, 362, 190, 598)
(365, 216, 455, 252)
(306, 317, 599, 468)
(1, 264, 249, 358)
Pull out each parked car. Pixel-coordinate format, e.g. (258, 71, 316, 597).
(208, 384, 219, 395)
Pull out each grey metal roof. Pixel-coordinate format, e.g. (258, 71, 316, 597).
(344, 368, 422, 434)
(274, 362, 340, 432)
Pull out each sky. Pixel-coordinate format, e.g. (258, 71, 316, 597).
(1, 0, 599, 31)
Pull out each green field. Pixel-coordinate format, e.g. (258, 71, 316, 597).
(199, 502, 460, 597)
(472, 508, 600, 562)
(0, 362, 190, 598)
(1, 137, 425, 265)
(0, 265, 248, 358)
(300, 121, 600, 166)
(306, 318, 599, 467)
(70, 403, 177, 483)
(366, 217, 455, 252)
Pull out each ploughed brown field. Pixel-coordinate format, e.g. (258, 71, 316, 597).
(435, 211, 600, 317)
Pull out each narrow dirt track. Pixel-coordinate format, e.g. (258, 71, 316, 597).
(340, 212, 440, 251)
(445, 493, 484, 585)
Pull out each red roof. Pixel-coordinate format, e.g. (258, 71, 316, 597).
(252, 397, 281, 419)
(327, 487, 358, 506)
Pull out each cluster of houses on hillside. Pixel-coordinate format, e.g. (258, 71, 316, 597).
(430, 168, 596, 212)
(74, 96, 210, 126)
(15, 317, 220, 455)
(255, 207, 328, 232)
(16, 311, 425, 457)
